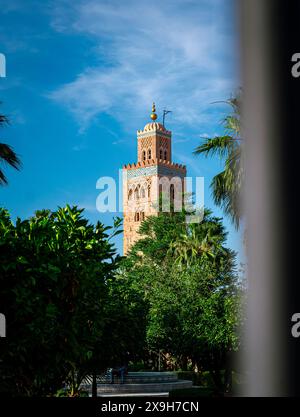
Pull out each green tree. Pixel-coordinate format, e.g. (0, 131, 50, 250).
(0, 205, 139, 396)
(194, 93, 243, 228)
(168, 210, 229, 266)
(122, 209, 241, 393)
(0, 111, 21, 185)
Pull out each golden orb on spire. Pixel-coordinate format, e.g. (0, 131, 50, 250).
(150, 102, 157, 120)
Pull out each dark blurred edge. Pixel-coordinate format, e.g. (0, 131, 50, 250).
(239, 0, 300, 396)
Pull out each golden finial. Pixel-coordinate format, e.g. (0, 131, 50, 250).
(150, 102, 157, 121)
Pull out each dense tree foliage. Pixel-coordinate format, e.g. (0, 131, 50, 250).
(121, 209, 242, 392)
(0, 204, 242, 396)
(0, 205, 145, 396)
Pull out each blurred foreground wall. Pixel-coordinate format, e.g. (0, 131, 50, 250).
(240, 0, 300, 396)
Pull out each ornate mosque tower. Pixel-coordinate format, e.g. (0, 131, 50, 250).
(122, 104, 186, 255)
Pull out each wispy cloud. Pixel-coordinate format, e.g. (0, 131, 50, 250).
(173, 150, 217, 177)
(58, 189, 98, 213)
(174, 138, 190, 144)
(112, 139, 125, 146)
(72, 144, 87, 151)
(77, 201, 98, 213)
(48, 0, 238, 134)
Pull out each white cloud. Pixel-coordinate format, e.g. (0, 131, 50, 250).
(112, 139, 125, 145)
(174, 138, 190, 144)
(173, 151, 213, 177)
(72, 144, 86, 151)
(78, 202, 98, 213)
(48, 0, 238, 134)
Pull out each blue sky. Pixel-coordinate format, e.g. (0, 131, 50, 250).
(0, 0, 242, 260)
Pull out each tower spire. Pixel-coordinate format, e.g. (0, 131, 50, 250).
(150, 102, 157, 121)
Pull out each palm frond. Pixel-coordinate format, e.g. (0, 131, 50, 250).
(223, 115, 240, 137)
(0, 169, 8, 185)
(194, 91, 243, 227)
(0, 143, 21, 170)
(193, 135, 236, 159)
(0, 110, 21, 185)
(0, 114, 9, 126)
(211, 170, 240, 228)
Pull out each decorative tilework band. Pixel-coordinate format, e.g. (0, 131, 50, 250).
(124, 165, 185, 179)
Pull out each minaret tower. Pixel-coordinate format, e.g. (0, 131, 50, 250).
(122, 104, 186, 255)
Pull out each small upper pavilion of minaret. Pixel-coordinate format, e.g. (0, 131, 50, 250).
(137, 103, 172, 163)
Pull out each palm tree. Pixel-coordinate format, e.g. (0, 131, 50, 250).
(168, 209, 228, 267)
(194, 92, 243, 228)
(0, 112, 21, 185)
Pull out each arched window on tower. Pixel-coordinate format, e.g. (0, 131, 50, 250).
(134, 187, 139, 200)
(148, 149, 152, 159)
(128, 189, 133, 200)
(159, 184, 163, 212)
(140, 212, 145, 221)
(142, 150, 146, 161)
(140, 187, 145, 199)
(170, 184, 175, 212)
(170, 184, 175, 200)
(134, 212, 140, 222)
(148, 184, 151, 198)
(164, 150, 167, 161)
(159, 149, 163, 160)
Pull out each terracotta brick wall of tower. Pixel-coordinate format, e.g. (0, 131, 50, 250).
(123, 170, 186, 255)
(123, 120, 186, 255)
(123, 173, 159, 255)
(138, 134, 172, 163)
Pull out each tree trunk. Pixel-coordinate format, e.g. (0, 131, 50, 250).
(92, 372, 97, 398)
(224, 367, 232, 393)
(224, 351, 233, 394)
(181, 356, 188, 371)
(210, 369, 223, 394)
